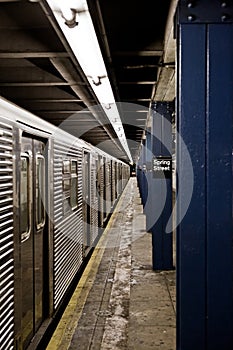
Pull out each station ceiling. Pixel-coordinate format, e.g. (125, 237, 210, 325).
(0, 0, 176, 162)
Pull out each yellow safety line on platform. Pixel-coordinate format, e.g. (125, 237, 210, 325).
(46, 182, 130, 349)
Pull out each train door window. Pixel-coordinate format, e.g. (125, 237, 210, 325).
(63, 160, 70, 174)
(63, 178, 70, 191)
(70, 160, 78, 209)
(83, 152, 90, 250)
(62, 160, 71, 215)
(36, 155, 45, 229)
(20, 154, 30, 241)
(63, 184, 71, 215)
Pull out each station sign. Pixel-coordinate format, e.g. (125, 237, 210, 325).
(152, 156, 172, 179)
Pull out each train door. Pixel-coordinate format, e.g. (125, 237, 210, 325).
(115, 162, 118, 199)
(20, 136, 47, 349)
(91, 155, 99, 244)
(105, 161, 111, 215)
(110, 160, 116, 204)
(82, 151, 90, 252)
(97, 155, 104, 228)
(103, 157, 107, 217)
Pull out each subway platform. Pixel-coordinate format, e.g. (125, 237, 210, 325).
(47, 177, 176, 350)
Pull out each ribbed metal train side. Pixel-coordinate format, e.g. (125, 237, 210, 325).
(104, 159, 111, 217)
(110, 160, 116, 205)
(89, 153, 99, 247)
(122, 163, 130, 189)
(114, 162, 118, 199)
(0, 121, 14, 350)
(117, 163, 122, 195)
(53, 140, 83, 309)
(97, 155, 104, 228)
(0, 97, 131, 350)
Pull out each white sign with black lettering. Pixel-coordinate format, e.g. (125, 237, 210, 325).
(152, 156, 172, 179)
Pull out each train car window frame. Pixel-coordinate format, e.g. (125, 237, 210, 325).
(62, 160, 71, 174)
(62, 159, 71, 216)
(20, 152, 31, 242)
(63, 178, 71, 191)
(36, 154, 46, 230)
(62, 159, 79, 214)
(70, 159, 78, 209)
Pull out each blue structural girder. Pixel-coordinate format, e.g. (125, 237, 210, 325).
(144, 131, 153, 232)
(149, 101, 173, 270)
(136, 157, 143, 198)
(137, 139, 147, 208)
(176, 1, 233, 349)
(136, 102, 173, 271)
(141, 139, 148, 207)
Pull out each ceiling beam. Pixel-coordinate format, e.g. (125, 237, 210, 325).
(0, 82, 72, 86)
(0, 52, 69, 58)
(122, 98, 151, 102)
(34, 110, 89, 114)
(113, 50, 163, 56)
(13, 98, 83, 103)
(119, 81, 156, 85)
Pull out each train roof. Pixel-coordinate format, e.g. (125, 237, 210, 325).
(0, 95, 128, 165)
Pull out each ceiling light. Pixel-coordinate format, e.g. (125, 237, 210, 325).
(45, 0, 132, 163)
(87, 75, 106, 86)
(61, 8, 79, 28)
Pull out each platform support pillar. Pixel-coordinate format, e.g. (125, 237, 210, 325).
(141, 139, 148, 207)
(144, 130, 153, 231)
(176, 1, 233, 349)
(136, 156, 142, 199)
(149, 101, 173, 270)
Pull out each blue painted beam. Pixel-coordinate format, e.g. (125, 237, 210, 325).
(136, 157, 143, 198)
(206, 24, 233, 349)
(177, 23, 206, 350)
(144, 131, 153, 231)
(141, 139, 148, 207)
(176, 1, 233, 349)
(150, 102, 173, 270)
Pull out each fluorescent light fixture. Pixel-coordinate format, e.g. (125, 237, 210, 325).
(61, 8, 79, 28)
(45, 0, 132, 163)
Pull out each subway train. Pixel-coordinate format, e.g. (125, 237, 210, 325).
(0, 96, 130, 350)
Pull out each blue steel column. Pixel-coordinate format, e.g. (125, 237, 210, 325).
(144, 130, 153, 231)
(141, 139, 148, 207)
(136, 145, 143, 198)
(150, 101, 173, 270)
(176, 1, 233, 349)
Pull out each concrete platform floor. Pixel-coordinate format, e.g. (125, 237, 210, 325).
(47, 177, 176, 350)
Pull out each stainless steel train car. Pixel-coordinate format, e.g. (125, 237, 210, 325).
(0, 96, 130, 350)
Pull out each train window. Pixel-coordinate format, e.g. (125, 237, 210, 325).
(62, 159, 78, 213)
(36, 155, 45, 230)
(71, 160, 77, 174)
(62, 160, 71, 215)
(70, 178, 77, 208)
(63, 196, 71, 215)
(70, 160, 78, 209)
(63, 178, 70, 191)
(63, 160, 70, 174)
(20, 155, 30, 241)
